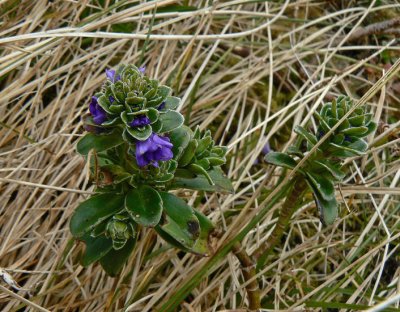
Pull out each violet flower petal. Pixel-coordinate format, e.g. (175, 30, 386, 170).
(135, 133, 173, 167)
(89, 96, 107, 124)
(105, 69, 121, 82)
(106, 69, 116, 81)
(129, 115, 151, 128)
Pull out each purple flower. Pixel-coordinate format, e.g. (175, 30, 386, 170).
(89, 96, 107, 124)
(157, 101, 166, 110)
(253, 141, 271, 165)
(136, 133, 173, 167)
(139, 66, 146, 74)
(106, 69, 121, 82)
(261, 142, 271, 155)
(129, 115, 151, 128)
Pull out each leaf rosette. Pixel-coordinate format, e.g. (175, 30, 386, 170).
(89, 65, 183, 143)
(264, 96, 376, 225)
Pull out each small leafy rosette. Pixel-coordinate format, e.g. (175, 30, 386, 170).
(71, 65, 233, 276)
(314, 95, 376, 157)
(169, 125, 231, 192)
(87, 64, 183, 143)
(264, 96, 376, 226)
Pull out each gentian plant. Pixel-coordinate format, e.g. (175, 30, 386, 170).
(254, 96, 377, 265)
(71, 65, 232, 276)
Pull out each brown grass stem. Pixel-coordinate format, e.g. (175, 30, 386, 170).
(231, 242, 260, 311)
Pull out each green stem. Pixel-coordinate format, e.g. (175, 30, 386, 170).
(232, 242, 260, 310)
(253, 175, 308, 269)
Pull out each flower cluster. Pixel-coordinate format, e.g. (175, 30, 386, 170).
(265, 96, 376, 225)
(71, 65, 232, 276)
(85, 65, 185, 169)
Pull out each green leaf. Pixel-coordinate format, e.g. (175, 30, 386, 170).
(195, 136, 212, 156)
(77, 131, 124, 156)
(363, 121, 377, 136)
(90, 220, 108, 237)
(145, 87, 158, 99)
(320, 103, 331, 118)
(178, 139, 198, 167)
(329, 142, 364, 157)
(70, 193, 124, 237)
(147, 96, 164, 107)
(337, 108, 345, 118)
(126, 96, 145, 106)
(337, 119, 350, 132)
(314, 160, 345, 181)
(341, 126, 368, 136)
(196, 158, 210, 170)
(330, 137, 368, 157)
(155, 225, 186, 250)
(191, 210, 214, 256)
(348, 138, 368, 152)
(207, 157, 225, 166)
(101, 117, 120, 127)
(328, 117, 339, 128)
(81, 234, 113, 267)
(264, 152, 297, 169)
(348, 115, 364, 127)
(99, 237, 136, 277)
(313, 193, 338, 226)
(332, 133, 344, 145)
(169, 126, 192, 161)
(158, 192, 200, 249)
(125, 124, 152, 141)
(108, 104, 124, 114)
(306, 173, 335, 201)
(154, 173, 174, 183)
(187, 164, 214, 185)
(314, 111, 331, 132)
(158, 85, 172, 98)
(287, 145, 304, 157)
(125, 186, 163, 227)
(97, 95, 113, 113)
(294, 125, 317, 146)
(157, 110, 184, 133)
(211, 146, 227, 157)
(164, 96, 181, 110)
(172, 168, 233, 193)
(147, 107, 159, 123)
(111, 82, 125, 102)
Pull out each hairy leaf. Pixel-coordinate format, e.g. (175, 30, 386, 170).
(99, 238, 136, 277)
(77, 131, 124, 156)
(70, 193, 124, 237)
(125, 186, 163, 227)
(265, 152, 297, 169)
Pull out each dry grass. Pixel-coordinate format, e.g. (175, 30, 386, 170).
(1, 0, 400, 311)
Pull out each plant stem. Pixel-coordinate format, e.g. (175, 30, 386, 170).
(232, 242, 260, 310)
(253, 175, 308, 269)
